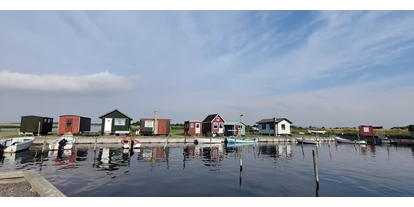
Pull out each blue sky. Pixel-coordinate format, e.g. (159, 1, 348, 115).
(0, 11, 413, 128)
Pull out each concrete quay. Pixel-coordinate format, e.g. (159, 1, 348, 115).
(30, 135, 336, 145)
(0, 170, 65, 197)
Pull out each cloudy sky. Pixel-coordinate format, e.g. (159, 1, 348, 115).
(0, 11, 413, 128)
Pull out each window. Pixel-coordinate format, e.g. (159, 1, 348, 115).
(48, 119, 51, 123)
(262, 124, 267, 129)
(145, 120, 154, 128)
(282, 124, 286, 130)
(270, 124, 275, 130)
(66, 119, 73, 127)
(363, 127, 370, 132)
(44, 118, 47, 123)
(184, 124, 188, 129)
(238, 125, 243, 129)
(114, 118, 126, 126)
(190, 123, 194, 128)
(219, 123, 223, 129)
(213, 122, 218, 129)
(196, 123, 200, 128)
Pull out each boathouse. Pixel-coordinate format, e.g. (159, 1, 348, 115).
(202, 113, 225, 136)
(99, 109, 133, 135)
(409, 125, 414, 138)
(58, 115, 91, 135)
(184, 120, 202, 136)
(256, 118, 292, 136)
(224, 121, 246, 136)
(20, 115, 54, 135)
(140, 111, 171, 136)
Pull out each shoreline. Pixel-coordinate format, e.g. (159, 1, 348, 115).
(22, 135, 334, 144)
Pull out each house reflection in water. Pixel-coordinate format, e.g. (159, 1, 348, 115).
(49, 149, 78, 170)
(93, 148, 131, 171)
(137, 147, 170, 170)
(259, 144, 293, 159)
(184, 144, 224, 169)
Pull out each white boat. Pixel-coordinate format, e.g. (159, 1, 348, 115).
(195, 138, 222, 144)
(335, 137, 366, 144)
(308, 130, 326, 134)
(49, 133, 77, 151)
(296, 137, 319, 144)
(0, 137, 35, 153)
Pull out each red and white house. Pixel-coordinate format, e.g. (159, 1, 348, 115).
(202, 113, 226, 136)
(184, 120, 203, 136)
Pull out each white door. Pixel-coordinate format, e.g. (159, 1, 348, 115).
(104, 118, 112, 132)
(219, 123, 224, 133)
(195, 123, 200, 134)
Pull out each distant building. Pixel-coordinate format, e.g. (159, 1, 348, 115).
(256, 118, 292, 136)
(58, 115, 91, 135)
(20, 115, 54, 135)
(184, 120, 202, 136)
(224, 121, 246, 136)
(202, 113, 225, 136)
(359, 125, 374, 137)
(409, 125, 414, 138)
(99, 109, 133, 135)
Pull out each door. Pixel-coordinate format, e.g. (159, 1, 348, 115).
(195, 123, 200, 134)
(104, 118, 112, 133)
(65, 119, 73, 133)
(219, 122, 224, 134)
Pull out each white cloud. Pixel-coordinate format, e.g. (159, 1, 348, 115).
(0, 70, 138, 96)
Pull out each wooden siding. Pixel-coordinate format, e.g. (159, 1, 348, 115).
(100, 110, 132, 133)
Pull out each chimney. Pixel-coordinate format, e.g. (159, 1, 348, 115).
(153, 111, 159, 135)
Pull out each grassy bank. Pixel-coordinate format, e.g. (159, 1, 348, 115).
(2, 124, 411, 138)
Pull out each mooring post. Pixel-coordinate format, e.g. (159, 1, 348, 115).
(357, 134, 361, 146)
(312, 150, 320, 189)
(184, 132, 187, 144)
(94, 137, 97, 152)
(163, 137, 169, 151)
(41, 138, 47, 154)
(38, 122, 41, 137)
(239, 151, 243, 172)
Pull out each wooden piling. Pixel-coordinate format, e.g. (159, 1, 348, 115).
(94, 137, 97, 151)
(163, 137, 169, 150)
(312, 150, 319, 189)
(239, 152, 243, 171)
(41, 138, 47, 154)
(357, 134, 361, 146)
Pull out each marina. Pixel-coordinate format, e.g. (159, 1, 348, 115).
(1, 142, 414, 197)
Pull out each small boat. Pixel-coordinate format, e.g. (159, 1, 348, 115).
(0, 137, 35, 153)
(335, 137, 366, 144)
(296, 137, 318, 144)
(121, 137, 141, 149)
(49, 133, 77, 151)
(195, 138, 222, 144)
(308, 130, 326, 134)
(225, 137, 258, 143)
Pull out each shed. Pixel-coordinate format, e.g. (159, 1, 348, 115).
(202, 113, 225, 136)
(99, 109, 133, 135)
(184, 120, 202, 136)
(359, 125, 374, 137)
(409, 125, 414, 138)
(256, 118, 293, 136)
(58, 115, 91, 135)
(140, 111, 171, 136)
(20, 115, 54, 135)
(224, 121, 246, 136)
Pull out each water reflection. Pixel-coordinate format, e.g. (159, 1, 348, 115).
(2, 143, 414, 197)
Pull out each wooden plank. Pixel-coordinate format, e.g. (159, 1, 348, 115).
(0, 171, 24, 179)
(23, 170, 66, 197)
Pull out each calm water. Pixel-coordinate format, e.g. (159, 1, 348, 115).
(1, 142, 414, 197)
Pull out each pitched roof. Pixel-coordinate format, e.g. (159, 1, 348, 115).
(256, 118, 292, 124)
(224, 121, 246, 126)
(202, 113, 225, 123)
(98, 109, 133, 120)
